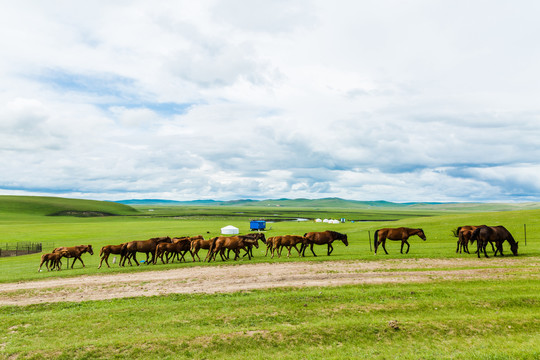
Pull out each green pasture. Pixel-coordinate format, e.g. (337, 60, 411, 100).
(0, 197, 540, 283)
(1, 196, 540, 359)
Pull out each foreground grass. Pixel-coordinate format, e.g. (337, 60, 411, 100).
(1, 278, 538, 359)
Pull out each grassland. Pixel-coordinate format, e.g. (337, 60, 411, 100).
(0, 196, 539, 359)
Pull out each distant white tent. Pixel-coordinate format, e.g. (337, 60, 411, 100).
(315, 218, 322, 223)
(221, 225, 239, 235)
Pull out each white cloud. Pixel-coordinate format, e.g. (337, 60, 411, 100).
(0, 1, 540, 202)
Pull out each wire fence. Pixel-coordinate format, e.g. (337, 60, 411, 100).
(0, 242, 54, 257)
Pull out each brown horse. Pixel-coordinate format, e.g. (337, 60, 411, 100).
(302, 231, 348, 257)
(98, 243, 132, 268)
(206, 235, 260, 262)
(191, 237, 213, 262)
(470, 225, 518, 258)
(274, 235, 309, 258)
(265, 236, 280, 258)
(453, 226, 490, 254)
(373, 228, 426, 254)
(38, 250, 69, 272)
(121, 237, 171, 266)
(53, 244, 94, 268)
(154, 237, 194, 264)
(225, 233, 267, 259)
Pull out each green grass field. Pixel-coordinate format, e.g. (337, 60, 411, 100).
(0, 196, 539, 359)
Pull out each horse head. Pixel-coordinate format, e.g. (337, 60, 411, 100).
(510, 241, 519, 256)
(87, 245, 94, 255)
(418, 229, 427, 241)
(340, 233, 349, 246)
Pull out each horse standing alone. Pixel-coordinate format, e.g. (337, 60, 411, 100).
(301, 231, 348, 257)
(373, 228, 426, 254)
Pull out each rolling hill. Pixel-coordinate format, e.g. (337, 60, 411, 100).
(0, 196, 139, 217)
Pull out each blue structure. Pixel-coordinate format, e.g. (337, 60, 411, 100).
(250, 220, 266, 231)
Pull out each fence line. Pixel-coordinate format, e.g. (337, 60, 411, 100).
(0, 242, 49, 257)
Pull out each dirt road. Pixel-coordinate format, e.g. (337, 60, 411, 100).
(1, 257, 538, 306)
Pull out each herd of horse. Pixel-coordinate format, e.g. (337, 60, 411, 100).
(38, 225, 519, 272)
(38, 230, 348, 271)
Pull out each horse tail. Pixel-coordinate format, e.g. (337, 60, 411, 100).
(373, 230, 379, 253)
(207, 237, 218, 262)
(120, 243, 128, 257)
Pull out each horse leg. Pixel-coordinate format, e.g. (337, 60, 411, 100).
(309, 243, 317, 257)
(405, 241, 410, 254)
(132, 252, 140, 266)
(381, 240, 389, 255)
(327, 243, 333, 256)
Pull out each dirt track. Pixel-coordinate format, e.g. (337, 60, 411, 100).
(1, 257, 538, 306)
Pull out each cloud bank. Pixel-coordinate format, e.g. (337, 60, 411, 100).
(1, 1, 540, 202)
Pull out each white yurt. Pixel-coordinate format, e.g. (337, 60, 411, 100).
(315, 218, 322, 223)
(221, 225, 239, 235)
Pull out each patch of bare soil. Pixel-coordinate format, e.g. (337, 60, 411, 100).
(1, 257, 538, 306)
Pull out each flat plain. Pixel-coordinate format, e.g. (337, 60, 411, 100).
(0, 197, 539, 359)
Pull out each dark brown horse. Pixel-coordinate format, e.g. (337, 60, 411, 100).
(53, 245, 94, 268)
(206, 235, 260, 262)
(121, 237, 171, 266)
(98, 243, 132, 268)
(470, 225, 518, 258)
(38, 250, 69, 272)
(302, 231, 348, 257)
(373, 228, 426, 254)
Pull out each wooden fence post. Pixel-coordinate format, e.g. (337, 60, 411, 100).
(368, 230, 372, 252)
(524, 224, 527, 246)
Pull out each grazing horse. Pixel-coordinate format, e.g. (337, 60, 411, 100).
(38, 250, 69, 272)
(121, 237, 171, 266)
(206, 235, 260, 262)
(302, 231, 348, 257)
(53, 245, 94, 268)
(470, 225, 518, 258)
(274, 235, 309, 258)
(98, 243, 132, 268)
(373, 228, 426, 254)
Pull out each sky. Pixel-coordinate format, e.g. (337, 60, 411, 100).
(1, 1, 540, 203)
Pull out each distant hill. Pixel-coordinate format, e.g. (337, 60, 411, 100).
(0, 196, 139, 216)
(116, 197, 540, 211)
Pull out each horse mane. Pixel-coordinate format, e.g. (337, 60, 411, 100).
(326, 230, 346, 238)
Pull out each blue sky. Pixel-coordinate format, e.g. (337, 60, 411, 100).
(1, 1, 540, 202)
